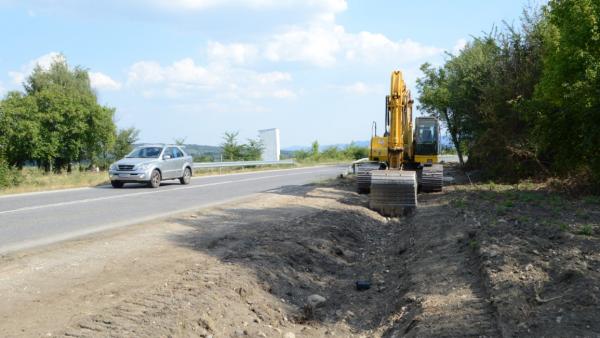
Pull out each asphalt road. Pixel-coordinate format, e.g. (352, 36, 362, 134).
(0, 165, 344, 254)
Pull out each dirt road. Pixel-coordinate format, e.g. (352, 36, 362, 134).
(0, 167, 598, 337)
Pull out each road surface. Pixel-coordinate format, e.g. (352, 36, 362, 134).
(0, 165, 344, 254)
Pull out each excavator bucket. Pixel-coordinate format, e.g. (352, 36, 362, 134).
(356, 162, 381, 194)
(369, 170, 417, 216)
(420, 164, 444, 192)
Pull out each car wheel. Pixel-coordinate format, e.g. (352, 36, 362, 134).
(180, 167, 191, 185)
(148, 169, 161, 188)
(111, 180, 124, 188)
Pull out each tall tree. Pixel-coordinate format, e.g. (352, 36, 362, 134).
(534, 0, 600, 184)
(21, 55, 117, 172)
(0, 92, 40, 169)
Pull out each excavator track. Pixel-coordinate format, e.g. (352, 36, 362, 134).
(369, 170, 417, 216)
(356, 163, 380, 194)
(420, 164, 444, 192)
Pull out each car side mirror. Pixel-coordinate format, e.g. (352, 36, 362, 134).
(163, 155, 172, 160)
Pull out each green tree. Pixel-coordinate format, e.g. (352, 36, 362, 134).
(84, 105, 116, 169)
(0, 92, 40, 169)
(112, 127, 140, 160)
(240, 137, 264, 161)
(20, 55, 117, 172)
(311, 140, 319, 161)
(534, 0, 600, 185)
(221, 131, 242, 161)
(344, 142, 369, 160)
(293, 149, 310, 160)
(417, 9, 545, 179)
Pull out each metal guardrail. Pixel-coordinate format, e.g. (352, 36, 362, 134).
(193, 159, 295, 169)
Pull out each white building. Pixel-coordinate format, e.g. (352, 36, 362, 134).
(258, 128, 280, 161)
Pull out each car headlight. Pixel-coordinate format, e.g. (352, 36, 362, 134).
(136, 163, 152, 170)
(109, 163, 117, 171)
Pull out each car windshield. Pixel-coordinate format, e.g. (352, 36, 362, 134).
(125, 147, 163, 158)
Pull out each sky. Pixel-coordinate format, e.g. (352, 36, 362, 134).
(0, 0, 540, 148)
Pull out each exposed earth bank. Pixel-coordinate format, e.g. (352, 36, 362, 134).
(0, 166, 598, 337)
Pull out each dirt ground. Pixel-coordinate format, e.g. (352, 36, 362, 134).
(0, 165, 598, 337)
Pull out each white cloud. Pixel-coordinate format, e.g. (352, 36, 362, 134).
(127, 57, 295, 101)
(265, 23, 343, 66)
(89, 72, 122, 90)
(263, 22, 442, 67)
(0, 81, 5, 96)
(452, 38, 468, 55)
(8, 51, 64, 84)
(340, 82, 370, 95)
(207, 41, 258, 65)
(345, 32, 443, 64)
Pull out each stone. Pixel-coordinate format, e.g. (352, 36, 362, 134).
(307, 294, 326, 308)
(284, 333, 296, 338)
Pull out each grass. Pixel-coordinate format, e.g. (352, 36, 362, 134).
(583, 195, 600, 205)
(580, 224, 594, 236)
(0, 169, 109, 195)
(468, 239, 480, 250)
(558, 222, 569, 232)
(450, 196, 467, 208)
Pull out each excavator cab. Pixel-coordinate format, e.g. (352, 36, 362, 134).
(414, 117, 441, 166)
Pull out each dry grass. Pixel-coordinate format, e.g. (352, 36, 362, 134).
(0, 168, 110, 195)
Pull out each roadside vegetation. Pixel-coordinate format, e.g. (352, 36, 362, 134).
(290, 140, 369, 164)
(0, 55, 140, 189)
(417, 0, 599, 193)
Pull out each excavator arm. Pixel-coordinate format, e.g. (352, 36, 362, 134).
(387, 71, 414, 168)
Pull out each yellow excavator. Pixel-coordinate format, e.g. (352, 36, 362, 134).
(357, 70, 443, 216)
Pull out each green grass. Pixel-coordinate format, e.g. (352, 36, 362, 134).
(468, 239, 479, 250)
(583, 195, 600, 205)
(580, 224, 594, 236)
(450, 197, 467, 208)
(558, 222, 569, 232)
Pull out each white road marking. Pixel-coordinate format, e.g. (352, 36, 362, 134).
(0, 169, 333, 216)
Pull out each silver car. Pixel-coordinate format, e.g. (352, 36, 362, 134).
(108, 145, 193, 188)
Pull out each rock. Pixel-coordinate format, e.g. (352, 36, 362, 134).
(556, 316, 562, 324)
(284, 333, 295, 338)
(307, 294, 326, 308)
(398, 246, 407, 255)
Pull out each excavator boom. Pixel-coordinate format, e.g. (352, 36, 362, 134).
(369, 71, 418, 216)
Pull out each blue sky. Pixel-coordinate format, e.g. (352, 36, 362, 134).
(0, 0, 541, 147)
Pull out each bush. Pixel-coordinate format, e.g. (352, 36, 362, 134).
(0, 160, 22, 188)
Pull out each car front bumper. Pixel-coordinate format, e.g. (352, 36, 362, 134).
(108, 169, 152, 182)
